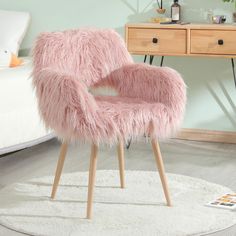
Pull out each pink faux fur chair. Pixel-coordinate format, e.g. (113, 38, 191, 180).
(32, 28, 186, 219)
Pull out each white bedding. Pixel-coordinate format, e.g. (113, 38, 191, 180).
(0, 57, 53, 155)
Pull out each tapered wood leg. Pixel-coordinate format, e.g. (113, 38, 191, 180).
(151, 139, 172, 207)
(86, 143, 98, 219)
(117, 140, 125, 188)
(51, 142, 68, 199)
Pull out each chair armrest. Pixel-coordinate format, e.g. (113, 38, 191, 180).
(100, 63, 186, 110)
(33, 69, 98, 132)
(33, 69, 119, 143)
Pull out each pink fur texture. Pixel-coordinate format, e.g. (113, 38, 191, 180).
(32, 28, 186, 144)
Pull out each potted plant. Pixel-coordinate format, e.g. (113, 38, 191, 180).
(222, 0, 236, 22)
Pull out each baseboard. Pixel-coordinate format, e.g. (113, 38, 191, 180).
(176, 128, 236, 144)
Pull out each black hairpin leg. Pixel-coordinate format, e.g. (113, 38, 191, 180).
(126, 139, 132, 149)
(160, 56, 164, 67)
(231, 58, 236, 88)
(144, 55, 147, 63)
(150, 55, 154, 65)
(143, 55, 155, 65)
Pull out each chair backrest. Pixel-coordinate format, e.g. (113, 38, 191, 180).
(33, 28, 133, 87)
(32, 28, 132, 141)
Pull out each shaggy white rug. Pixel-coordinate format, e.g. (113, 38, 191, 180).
(0, 170, 235, 236)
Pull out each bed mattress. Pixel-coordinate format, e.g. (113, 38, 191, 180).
(0, 57, 53, 155)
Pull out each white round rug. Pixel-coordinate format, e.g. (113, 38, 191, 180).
(0, 170, 236, 236)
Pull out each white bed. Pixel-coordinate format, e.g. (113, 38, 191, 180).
(0, 57, 54, 155)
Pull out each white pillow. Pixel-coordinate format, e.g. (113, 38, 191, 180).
(0, 10, 30, 56)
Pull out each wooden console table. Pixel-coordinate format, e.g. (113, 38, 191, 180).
(125, 23, 236, 86)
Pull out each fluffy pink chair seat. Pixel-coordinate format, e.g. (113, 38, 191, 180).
(32, 28, 186, 219)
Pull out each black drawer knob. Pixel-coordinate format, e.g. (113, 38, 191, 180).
(218, 39, 224, 45)
(152, 38, 158, 44)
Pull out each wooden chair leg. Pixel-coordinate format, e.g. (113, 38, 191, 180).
(151, 139, 172, 207)
(86, 143, 98, 219)
(51, 142, 68, 199)
(117, 140, 125, 188)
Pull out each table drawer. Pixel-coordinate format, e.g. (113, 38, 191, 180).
(191, 30, 236, 55)
(127, 28, 187, 54)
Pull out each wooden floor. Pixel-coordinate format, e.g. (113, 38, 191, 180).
(0, 138, 236, 236)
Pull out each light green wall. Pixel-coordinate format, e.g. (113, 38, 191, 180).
(1, 0, 236, 131)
